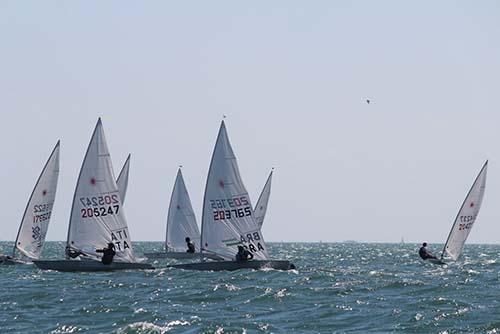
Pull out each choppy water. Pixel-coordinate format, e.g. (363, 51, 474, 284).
(1, 242, 500, 333)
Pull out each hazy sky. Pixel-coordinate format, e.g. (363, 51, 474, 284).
(1, 1, 499, 244)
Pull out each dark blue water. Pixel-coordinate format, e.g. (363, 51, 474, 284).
(1, 242, 500, 333)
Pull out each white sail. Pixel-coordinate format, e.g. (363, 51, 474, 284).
(254, 169, 273, 229)
(116, 154, 131, 204)
(13, 141, 60, 260)
(200, 121, 269, 261)
(442, 161, 488, 261)
(165, 168, 201, 252)
(66, 119, 135, 262)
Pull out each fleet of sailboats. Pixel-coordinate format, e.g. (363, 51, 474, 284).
(0, 118, 494, 272)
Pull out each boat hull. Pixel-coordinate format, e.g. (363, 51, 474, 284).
(33, 259, 154, 272)
(428, 258, 446, 265)
(168, 260, 293, 271)
(0, 256, 26, 265)
(144, 252, 224, 261)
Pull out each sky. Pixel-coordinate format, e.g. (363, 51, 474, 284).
(0, 1, 499, 244)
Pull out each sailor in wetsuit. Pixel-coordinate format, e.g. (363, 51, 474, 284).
(185, 237, 195, 253)
(235, 245, 254, 262)
(96, 243, 116, 265)
(419, 242, 438, 260)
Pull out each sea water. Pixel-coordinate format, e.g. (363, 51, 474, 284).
(1, 241, 500, 333)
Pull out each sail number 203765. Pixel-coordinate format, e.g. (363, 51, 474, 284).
(213, 207, 252, 221)
(211, 196, 252, 221)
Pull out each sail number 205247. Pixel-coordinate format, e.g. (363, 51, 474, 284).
(79, 196, 120, 218)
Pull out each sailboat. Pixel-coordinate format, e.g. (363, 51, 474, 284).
(0, 141, 60, 265)
(145, 167, 210, 260)
(116, 154, 131, 204)
(33, 119, 153, 271)
(429, 160, 488, 265)
(170, 121, 293, 271)
(254, 169, 273, 228)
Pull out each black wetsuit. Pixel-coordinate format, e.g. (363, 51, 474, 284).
(419, 246, 437, 260)
(235, 249, 254, 262)
(96, 248, 116, 265)
(186, 242, 195, 253)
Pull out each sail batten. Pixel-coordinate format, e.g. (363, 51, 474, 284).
(200, 121, 269, 261)
(66, 119, 136, 262)
(13, 141, 60, 260)
(165, 168, 200, 252)
(441, 161, 488, 261)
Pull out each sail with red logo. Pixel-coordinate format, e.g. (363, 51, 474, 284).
(200, 121, 269, 261)
(66, 119, 135, 263)
(441, 160, 488, 261)
(12, 141, 60, 261)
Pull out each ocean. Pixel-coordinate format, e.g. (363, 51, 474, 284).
(1, 241, 500, 333)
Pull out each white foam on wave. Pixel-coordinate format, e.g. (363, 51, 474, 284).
(115, 320, 190, 334)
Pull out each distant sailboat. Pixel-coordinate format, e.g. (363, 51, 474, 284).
(0, 141, 60, 265)
(145, 168, 215, 260)
(170, 121, 293, 271)
(116, 154, 131, 204)
(429, 161, 488, 265)
(34, 119, 153, 271)
(254, 169, 273, 229)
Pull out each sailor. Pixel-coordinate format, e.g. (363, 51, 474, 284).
(96, 243, 116, 265)
(419, 242, 438, 260)
(235, 245, 254, 262)
(185, 237, 196, 253)
(0, 253, 13, 263)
